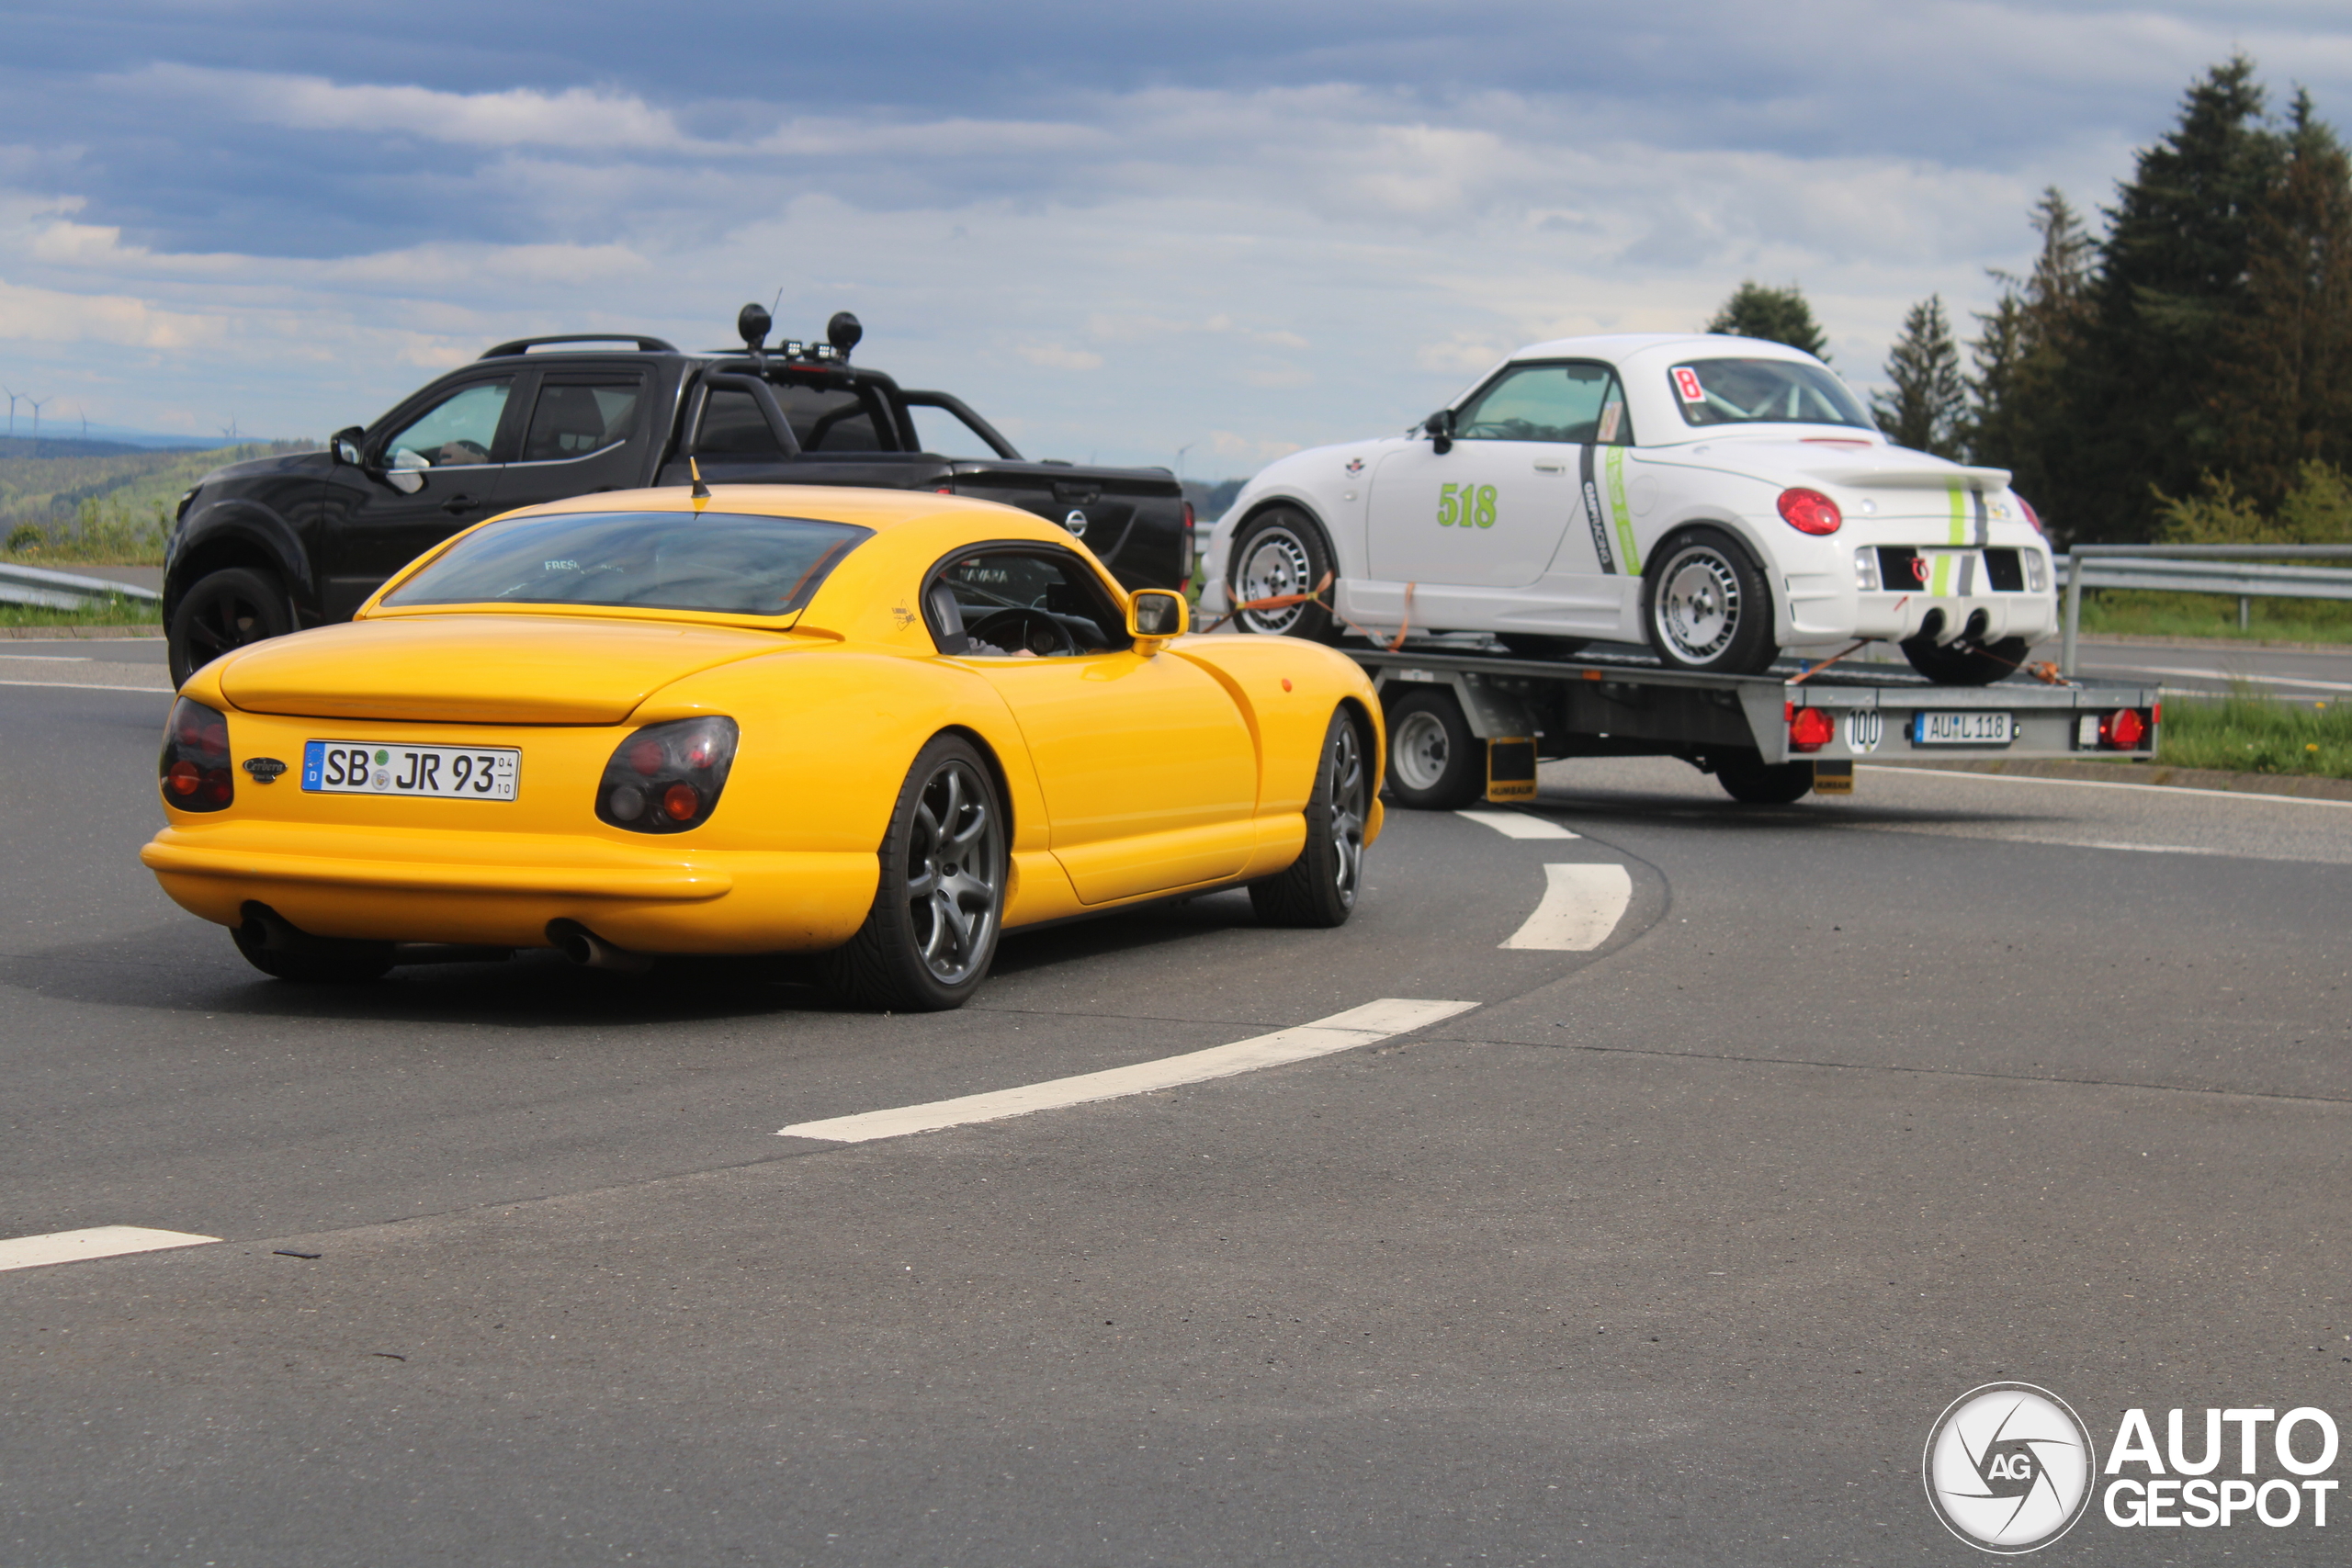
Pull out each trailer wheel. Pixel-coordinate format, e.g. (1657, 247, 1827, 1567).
(1713, 751, 1815, 805)
(1384, 686, 1486, 809)
(1900, 635, 2029, 686)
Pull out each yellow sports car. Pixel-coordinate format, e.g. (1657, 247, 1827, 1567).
(142, 485, 1384, 1009)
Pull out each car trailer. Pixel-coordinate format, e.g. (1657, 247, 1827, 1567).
(1349, 643, 2162, 807)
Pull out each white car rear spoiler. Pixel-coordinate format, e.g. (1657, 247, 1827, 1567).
(1839, 464, 2013, 491)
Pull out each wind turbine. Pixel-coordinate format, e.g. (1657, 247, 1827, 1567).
(25, 396, 50, 445)
(2, 388, 16, 439)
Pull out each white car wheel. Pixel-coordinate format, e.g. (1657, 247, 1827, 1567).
(1643, 527, 1777, 675)
(1228, 510, 1336, 640)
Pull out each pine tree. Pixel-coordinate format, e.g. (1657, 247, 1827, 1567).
(2058, 55, 2286, 541)
(1704, 281, 1830, 358)
(2204, 92, 2352, 504)
(1966, 189, 2095, 531)
(1871, 298, 1966, 457)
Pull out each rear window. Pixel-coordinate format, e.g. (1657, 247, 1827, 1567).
(699, 379, 896, 454)
(383, 511, 869, 616)
(1667, 358, 1872, 430)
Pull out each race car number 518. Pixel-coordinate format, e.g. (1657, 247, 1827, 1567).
(302, 740, 520, 799)
(1913, 711, 2013, 747)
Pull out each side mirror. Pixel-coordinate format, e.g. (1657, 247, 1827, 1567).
(330, 425, 366, 468)
(385, 447, 429, 495)
(1127, 588, 1189, 650)
(1423, 409, 1454, 455)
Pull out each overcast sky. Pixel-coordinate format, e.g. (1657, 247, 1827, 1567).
(2, 1, 2346, 469)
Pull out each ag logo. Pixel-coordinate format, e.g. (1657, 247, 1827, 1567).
(1062, 509, 1089, 537)
(1924, 1383, 2096, 1553)
(1845, 710, 1883, 755)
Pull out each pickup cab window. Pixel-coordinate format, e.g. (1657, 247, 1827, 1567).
(520, 378, 643, 461)
(385, 378, 514, 468)
(700, 380, 899, 455)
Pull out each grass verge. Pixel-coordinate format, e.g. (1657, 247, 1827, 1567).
(2077, 589, 2352, 645)
(0, 598, 164, 629)
(2160, 689, 2352, 779)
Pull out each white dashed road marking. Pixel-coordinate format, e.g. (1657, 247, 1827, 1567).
(0, 1225, 220, 1272)
(1457, 809, 1579, 839)
(779, 998, 1478, 1145)
(1501, 863, 1634, 952)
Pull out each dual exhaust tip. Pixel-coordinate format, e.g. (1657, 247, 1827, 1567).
(235, 904, 650, 974)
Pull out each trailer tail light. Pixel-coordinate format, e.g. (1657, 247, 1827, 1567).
(596, 716, 738, 833)
(2098, 707, 2149, 750)
(1787, 705, 1836, 753)
(1777, 488, 1842, 536)
(1180, 500, 1196, 595)
(159, 697, 235, 812)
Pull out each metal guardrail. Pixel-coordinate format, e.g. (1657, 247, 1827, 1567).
(2058, 544, 2352, 675)
(0, 561, 164, 612)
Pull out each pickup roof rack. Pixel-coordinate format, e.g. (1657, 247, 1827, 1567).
(479, 333, 680, 359)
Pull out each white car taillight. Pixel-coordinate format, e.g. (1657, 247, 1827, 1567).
(1854, 549, 1882, 591)
(2025, 550, 2049, 592)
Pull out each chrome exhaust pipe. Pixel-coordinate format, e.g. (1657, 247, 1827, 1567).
(546, 919, 654, 975)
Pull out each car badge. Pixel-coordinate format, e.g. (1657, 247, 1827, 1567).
(1063, 509, 1089, 537)
(1344, 457, 1364, 475)
(243, 757, 288, 784)
(1910, 557, 1931, 584)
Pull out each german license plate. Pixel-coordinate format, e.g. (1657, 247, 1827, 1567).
(302, 740, 519, 799)
(1913, 711, 2013, 747)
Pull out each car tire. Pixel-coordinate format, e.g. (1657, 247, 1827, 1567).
(231, 913, 393, 983)
(1712, 751, 1815, 805)
(823, 733, 1008, 1011)
(1382, 686, 1486, 810)
(1250, 707, 1371, 928)
(1642, 526, 1778, 675)
(1496, 633, 1588, 660)
(1900, 635, 2029, 686)
(1227, 507, 1340, 642)
(169, 566, 293, 686)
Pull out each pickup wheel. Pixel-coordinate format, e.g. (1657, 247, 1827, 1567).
(1227, 508, 1339, 642)
(1713, 751, 1815, 805)
(169, 567, 292, 686)
(1383, 686, 1486, 810)
(1643, 526, 1777, 676)
(1901, 635, 2029, 686)
(1250, 708, 1369, 928)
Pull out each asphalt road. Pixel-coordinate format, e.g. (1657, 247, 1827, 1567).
(3, 672, 2349, 1565)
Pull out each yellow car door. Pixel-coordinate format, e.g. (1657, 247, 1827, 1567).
(932, 547, 1259, 903)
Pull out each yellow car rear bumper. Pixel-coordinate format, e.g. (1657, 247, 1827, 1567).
(141, 823, 878, 953)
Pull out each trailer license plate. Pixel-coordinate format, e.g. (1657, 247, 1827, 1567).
(1914, 712, 2013, 747)
(302, 740, 519, 799)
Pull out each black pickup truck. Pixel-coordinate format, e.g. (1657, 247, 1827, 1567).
(163, 307, 1194, 682)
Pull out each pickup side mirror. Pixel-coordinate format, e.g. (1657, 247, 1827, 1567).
(1423, 408, 1454, 455)
(331, 425, 366, 468)
(1127, 588, 1189, 650)
(384, 447, 429, 495)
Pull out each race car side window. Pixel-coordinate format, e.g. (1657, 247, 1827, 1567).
(1453, 361, 1625, 445)
(922, 547, 1125, 658)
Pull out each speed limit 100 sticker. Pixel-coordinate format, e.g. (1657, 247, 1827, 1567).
(1846, 711, 1883, 754)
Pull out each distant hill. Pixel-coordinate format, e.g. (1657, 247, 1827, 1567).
(1182, 478, 1250, 521)
(0, 439, 316, 565)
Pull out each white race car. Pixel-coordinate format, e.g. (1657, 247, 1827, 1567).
(1200, 333, 2059, 684)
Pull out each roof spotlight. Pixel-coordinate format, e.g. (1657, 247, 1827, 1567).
(827, 310, 863, 359)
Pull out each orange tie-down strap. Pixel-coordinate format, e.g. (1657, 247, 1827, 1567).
(1201, 572, 1418, 651)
